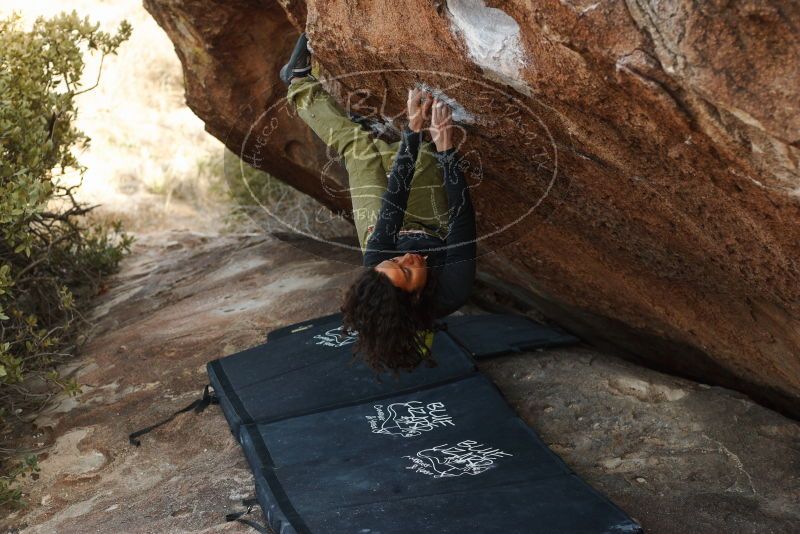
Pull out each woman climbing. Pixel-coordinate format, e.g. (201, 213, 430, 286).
(282, 33, 476, 373)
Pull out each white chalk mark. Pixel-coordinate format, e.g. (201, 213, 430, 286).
(446, 0, 530, 94)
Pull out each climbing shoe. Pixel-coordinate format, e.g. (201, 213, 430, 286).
(280, 32, 312, 86)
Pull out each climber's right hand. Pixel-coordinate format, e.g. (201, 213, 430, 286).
(407, 88, 433, 133)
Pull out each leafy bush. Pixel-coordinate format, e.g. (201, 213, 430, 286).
(0, 11, 132, 507)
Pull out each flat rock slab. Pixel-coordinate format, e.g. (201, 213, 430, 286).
(481, 352, 800, 533)
(5, 230, 799, 533)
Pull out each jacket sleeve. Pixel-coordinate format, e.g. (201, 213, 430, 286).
(432, 147, 477, 317)
(362, 127, 422, 267)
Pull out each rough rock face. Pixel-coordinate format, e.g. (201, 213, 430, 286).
(143, 0, 800, 415)
(6, 231, 799, 533)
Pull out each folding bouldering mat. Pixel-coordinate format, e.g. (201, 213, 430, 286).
(201, 314, 639, 533)
(267, 312, 579, 358)
(207, 315, 475, 438)
(237, 374, 641, 533)
(265, 312, 342, 342)
(445, 313, 579, 359)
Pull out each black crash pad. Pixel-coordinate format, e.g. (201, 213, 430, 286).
(238, 374, 641, 534)
(265, 312, 342, 342)
(268, 312, 579, 360)
(207, 314, 475, 437)
(208, 314, 638, 533)
(445, 313, 579, 359)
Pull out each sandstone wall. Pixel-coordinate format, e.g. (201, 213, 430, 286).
(143, 0, 800, 416)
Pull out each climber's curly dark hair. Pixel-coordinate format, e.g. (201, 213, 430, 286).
(341, 266, 440, 374)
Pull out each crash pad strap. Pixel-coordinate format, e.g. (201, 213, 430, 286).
(225, 498, 269, 534)
(243, 424, 311, 534)
(128, 384, 218, 446)
(233, 518, 269, 534)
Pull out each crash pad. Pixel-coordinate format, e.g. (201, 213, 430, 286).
(444, 313, 579, 359)
(238, 374, 640, 533)
(208, 315, 475, 437)
(207, 314, 638, 533)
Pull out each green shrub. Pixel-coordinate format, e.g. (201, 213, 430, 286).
(0, 11, 132, 508)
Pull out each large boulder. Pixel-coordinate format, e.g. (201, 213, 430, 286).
(143, 0, 800, 416)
